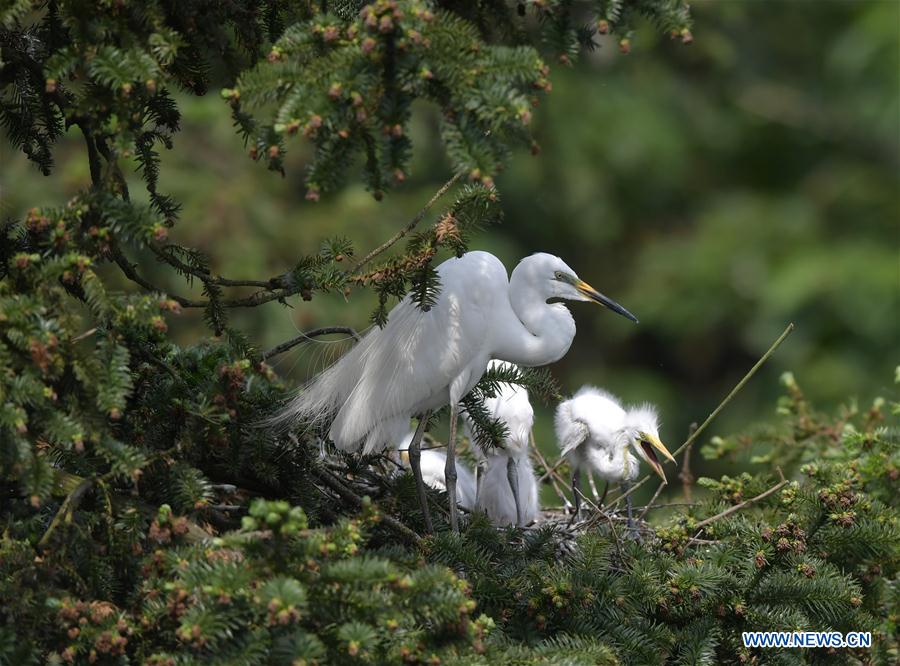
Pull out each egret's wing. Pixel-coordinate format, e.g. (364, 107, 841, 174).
(555, 386, 627, 457)
(554, 398, 589, 456)
(328, 252, 507, 452)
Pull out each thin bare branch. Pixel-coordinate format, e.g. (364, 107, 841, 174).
(690, 467, 787, 535)
(71, 327, 97, 343)
(611, 323, 795, 508)
(636, 481, 667, 524)
(679, 422, 698, 503)
(261, 326, 361, 361)
(109, 245, 203, 308)
(350, 171, 463, 274)
(530, 431, 571, 508)
(537, 456, 567, 485)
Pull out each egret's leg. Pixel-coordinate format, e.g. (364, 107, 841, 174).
(621, 481, 634, 525)
(599, 481, 610, 507)
(474, 461, 487, 506)
(569, 468, 583, 525)
(445, 404, 460, 533)
(506, 457, 523, 527)
(587, 471, 602, 504)
(621, 480, 639, 540)
(408, 411, 433, 534)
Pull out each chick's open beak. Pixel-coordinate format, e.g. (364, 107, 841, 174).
(575, 280, 639, 323)
(638, 434, 675, 483)
(646, 433, 676, 464)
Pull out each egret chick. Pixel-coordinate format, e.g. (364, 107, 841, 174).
(395, 432, 476, 510)
(555, 387, 674, 526)
(273, 251, 638, 533)
(475, 452, 540, 527)
(464, 360, 539, 527)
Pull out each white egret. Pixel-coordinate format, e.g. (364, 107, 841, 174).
(463, 360, 539, 527)
(554, 387, 674, 526)
(474, 450, 540, 527)
(396, 425, 537, 528)
(275, 251, 638, 532)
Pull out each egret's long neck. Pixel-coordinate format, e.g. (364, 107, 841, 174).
(614, 432, 640, 481)
(497, 277, 576, 366)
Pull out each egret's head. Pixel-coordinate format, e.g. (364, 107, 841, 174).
(622, 405, 675, 482)
(517, 253, 638, 323)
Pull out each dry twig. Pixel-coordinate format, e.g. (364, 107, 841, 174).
(530, 431, 572, 508)
(262, 326, 361, 360)
(691, 467, 787, 534)
(679, 422, 698, 502)
(350, 171, 463, 274)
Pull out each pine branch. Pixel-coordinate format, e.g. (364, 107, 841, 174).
(148, 243, 285, 289)
(109, 244, 203, 308)
(37, 445, 181, 550)
(310, 467, 420, 544)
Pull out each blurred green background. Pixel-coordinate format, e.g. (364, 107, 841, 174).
(2, 1, 897, 502)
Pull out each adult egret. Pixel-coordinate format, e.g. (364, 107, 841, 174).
(555, 387, 674, 526)
(275, 251, 638, 532)
(464, 360, 539, 527)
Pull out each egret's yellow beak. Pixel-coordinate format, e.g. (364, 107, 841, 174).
(575, 279, 639, 323)
(638, 434, 675, 483)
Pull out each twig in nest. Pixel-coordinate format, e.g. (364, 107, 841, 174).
(636, 481, 667, 524)
(637, 421, 699, 524)
(530, 431, 571, 509)
(536, 456, 566, 485)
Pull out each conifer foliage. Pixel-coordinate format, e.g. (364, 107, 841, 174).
(434, 374, 900, 663)
(6, 1, 896, 664)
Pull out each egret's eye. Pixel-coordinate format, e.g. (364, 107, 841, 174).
(554, 271, 565, 280)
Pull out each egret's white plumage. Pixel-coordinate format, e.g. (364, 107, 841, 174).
(475, 453, 539, 527)
(464, 360, 539, 527)
(555, 386, 674, 522)
(273, 250, 637, 532)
